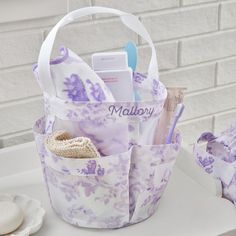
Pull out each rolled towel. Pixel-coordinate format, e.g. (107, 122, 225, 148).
(45, 130, 100, 158)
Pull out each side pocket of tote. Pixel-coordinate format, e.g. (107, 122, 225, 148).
(43, 148, 132, 229)
(129, 141, 181, 224)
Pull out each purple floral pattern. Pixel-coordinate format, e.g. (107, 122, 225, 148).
(32, 43, 175, 228)
(133, 72, 147, 84)
(129, 142, 180, 222)
(81, 160, 105, 176)
(194, 122, 236, 205)
(34, 47, 115, 102)
(33, 118, 181, 229)
(152, 79, 159, 96)
(63, 74, 89, 102)
(196, 153, 214, 174)
(86, 79, 106, 102)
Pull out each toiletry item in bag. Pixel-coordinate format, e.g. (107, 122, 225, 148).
(124, 42, 141, 101)
(166, 104, 185, 144)
(92, 52, 128, 71)
(95, 68, 134, 102)
(124, 42, 138, 72)
(92, 51, 135, 101)
(46, 130, 100, 158)
(155, 88, 186, 144)
(33, 47, 115, 102)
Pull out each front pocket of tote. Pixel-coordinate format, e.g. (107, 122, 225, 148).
(44, 149, 131, 228)
(129, 143, 180, 224)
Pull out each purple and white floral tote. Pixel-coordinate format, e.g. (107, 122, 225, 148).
(33, 7, 182, 229)
(194, 122, 236, 205)
(34, 117, 181, 228)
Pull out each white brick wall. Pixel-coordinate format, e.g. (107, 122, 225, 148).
(220, 0, 236, 29)
(141, 5, 218, 42)
(0, 0, 235, 148)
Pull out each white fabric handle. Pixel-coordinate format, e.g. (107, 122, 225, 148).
(38, 7, 159, 95)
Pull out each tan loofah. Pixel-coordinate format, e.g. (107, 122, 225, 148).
(45, 130, 100, 158)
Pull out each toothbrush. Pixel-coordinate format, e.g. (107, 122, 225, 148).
(166, 104, 185, 144)
(125, 41, 138, 71)
(124, 41, 141, 101)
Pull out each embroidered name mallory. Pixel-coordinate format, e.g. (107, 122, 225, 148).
(108, 105, 154, 117)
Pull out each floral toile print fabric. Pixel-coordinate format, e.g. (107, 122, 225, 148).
(34, 117, 181, 228)
(194, 122, 236, 205)
(33, 7, 183, 229)
(34, 47, 168, 153)
(33, 47, 181, 228)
